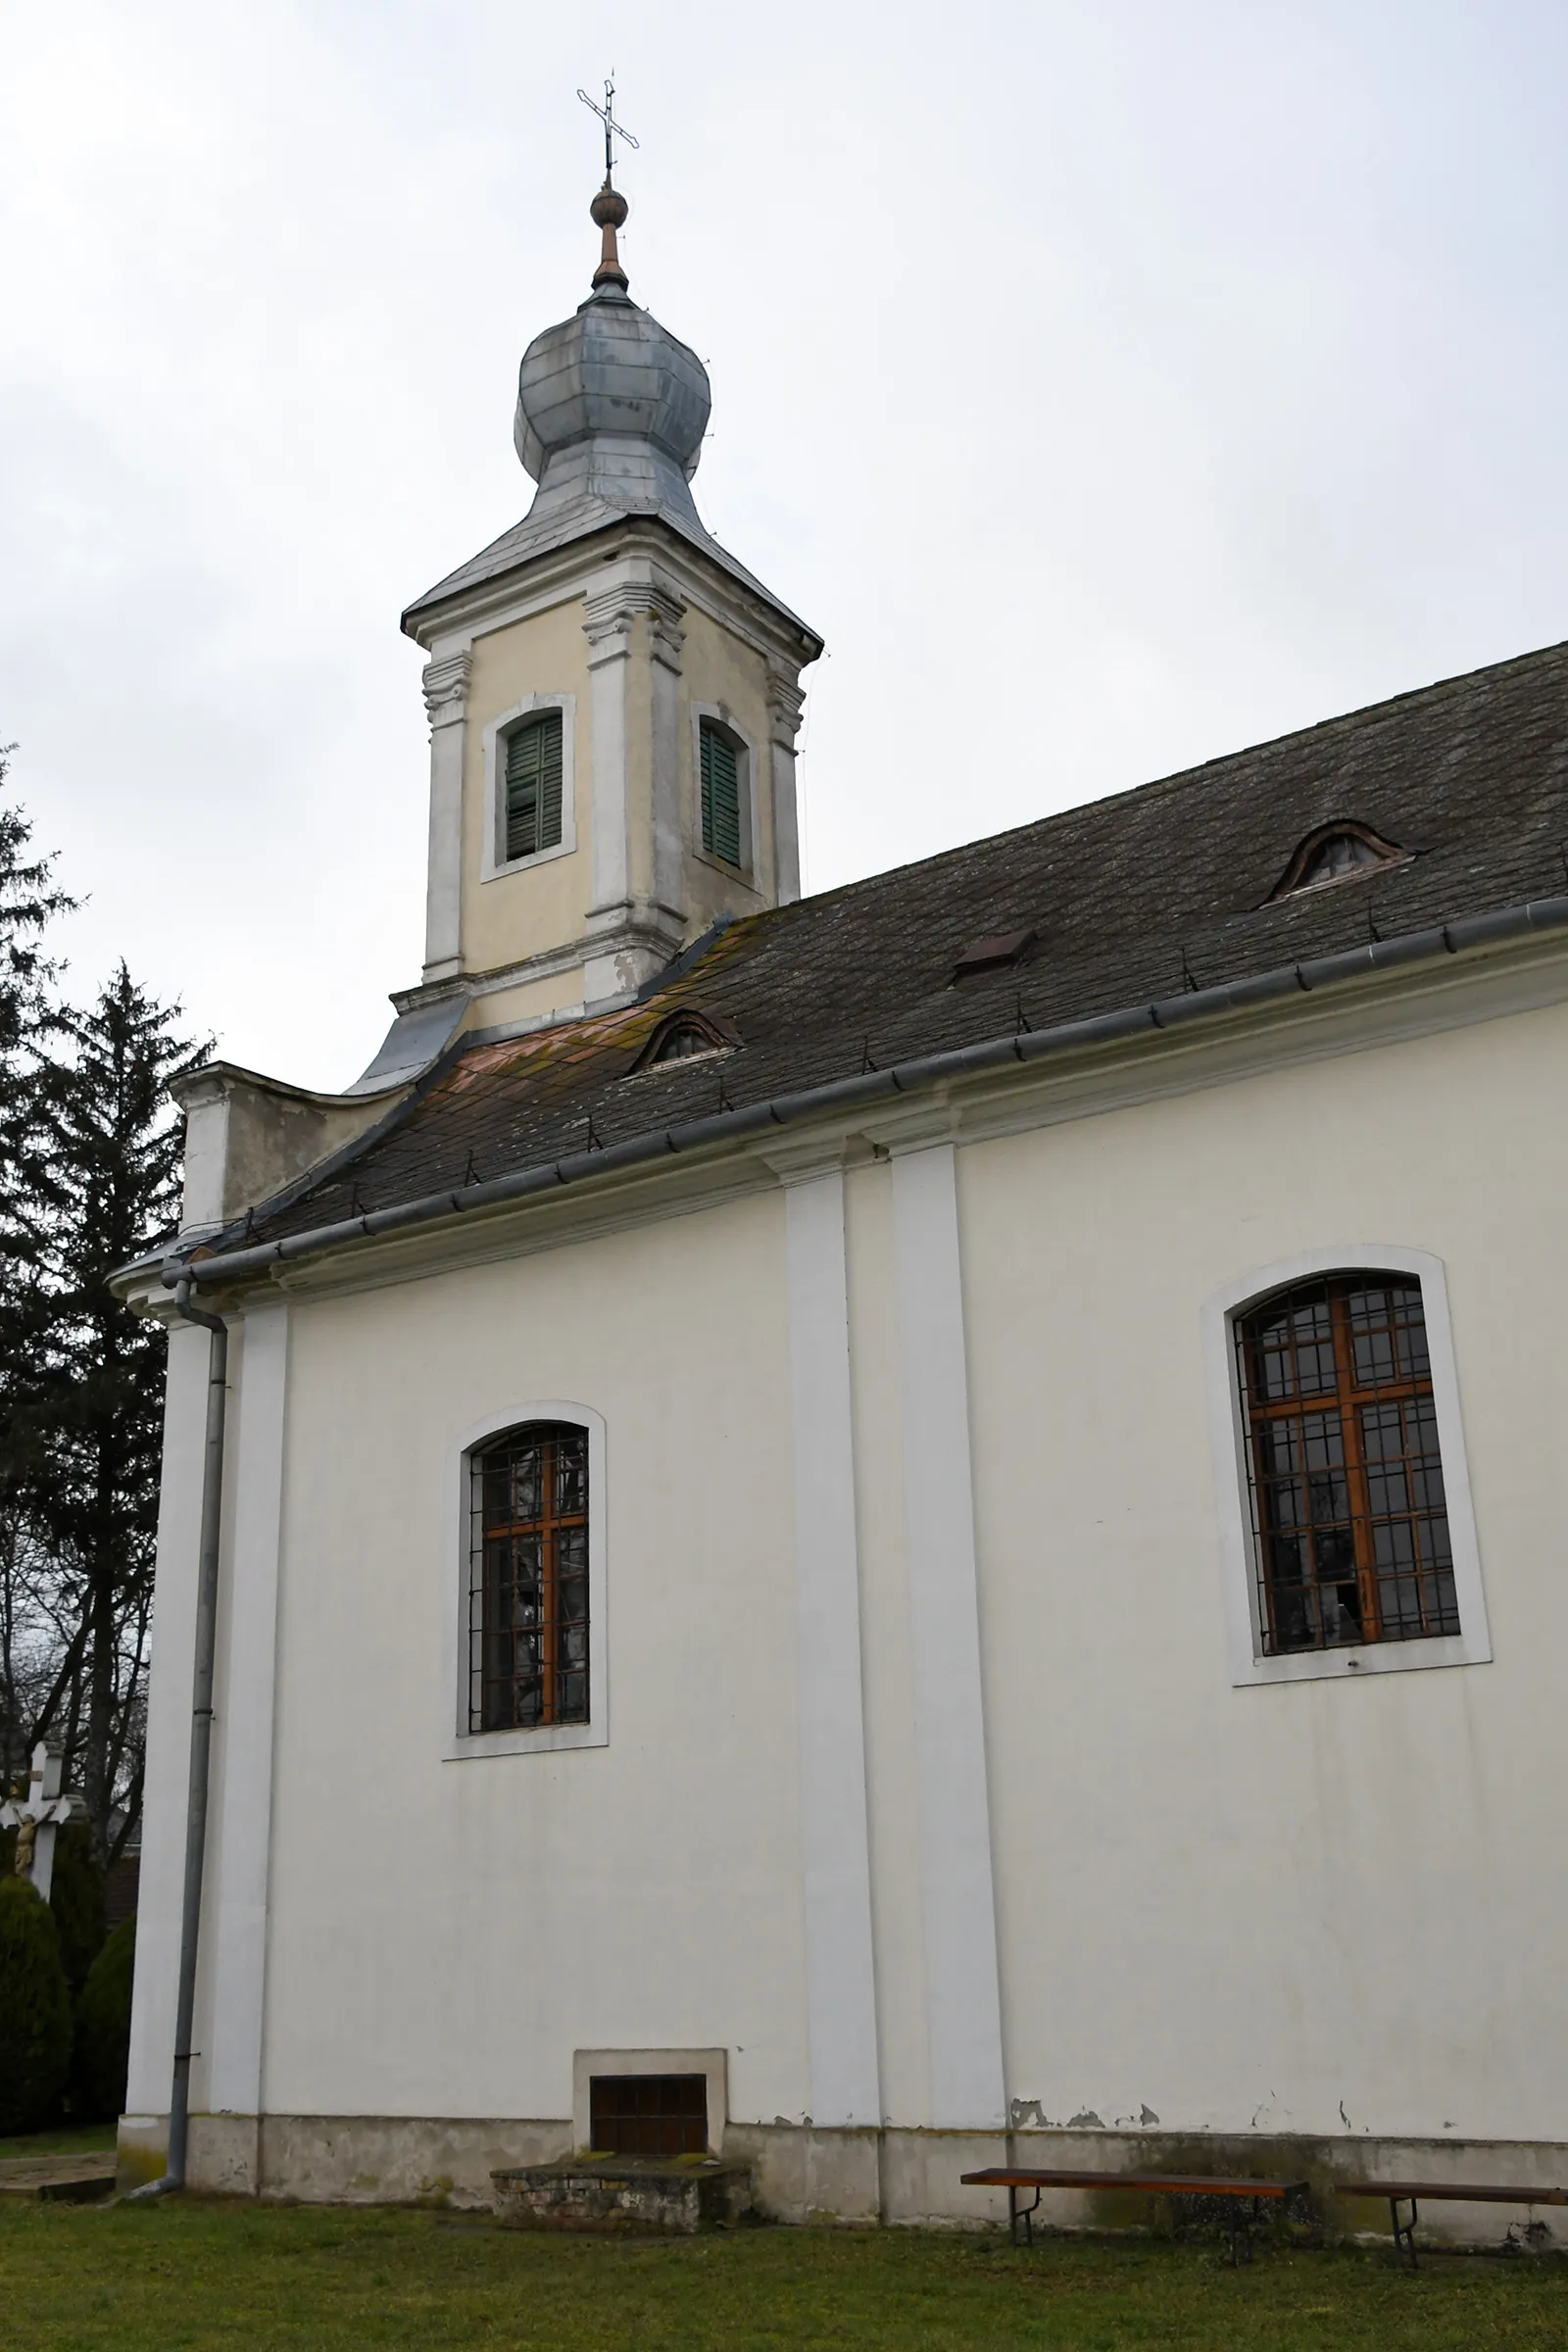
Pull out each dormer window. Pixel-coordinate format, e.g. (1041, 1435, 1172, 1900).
(699, 718, 743, 868)
(630, 1007, 741, 1072)
(655, 1024, 711, 1062)
(1268, 821, 1407, 902)
(506, 711, 564, 862)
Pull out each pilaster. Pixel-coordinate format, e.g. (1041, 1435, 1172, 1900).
(781, 1162, 882, 2129)
(649, 595, 687, 924)
(202, 1301, 290, 2160)
(767, 665, 807, 905)
(889, 1144, 1005, 2130)
(421, 650, 471, 982)
(582, 562, 688, 1000)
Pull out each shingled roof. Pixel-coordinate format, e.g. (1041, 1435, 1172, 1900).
(241, 637, 1568, 1250)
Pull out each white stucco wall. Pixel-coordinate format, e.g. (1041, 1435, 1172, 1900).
(238, 1190, 809, 2132)
(139, 981, 1568, 2178)
(955, 997, 1568, 2146)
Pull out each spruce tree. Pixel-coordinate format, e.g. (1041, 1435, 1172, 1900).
(21, 966, 208, 1860)
(0, 744, 72, 1139)
(0, 750, 73, 1795)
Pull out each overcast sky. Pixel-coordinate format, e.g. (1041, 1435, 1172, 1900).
(4, 1, 1567, 1091)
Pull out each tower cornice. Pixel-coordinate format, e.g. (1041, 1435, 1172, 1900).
(403, 511, 822, 674)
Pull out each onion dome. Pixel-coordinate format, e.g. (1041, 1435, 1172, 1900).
(512, 177, 711, 527)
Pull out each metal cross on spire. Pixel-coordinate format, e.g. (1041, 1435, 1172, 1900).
(577, 74, 640, 184)
(577, 74, 637, 295)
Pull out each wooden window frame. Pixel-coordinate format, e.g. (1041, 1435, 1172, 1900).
(1202, 1249, 1492, 1689)
(447, 1402, 608, 1759)
(1236, 1275, 1456, 1654)
(470, 1420, 589, 1734)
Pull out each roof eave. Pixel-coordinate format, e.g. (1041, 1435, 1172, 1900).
(161, 892, 1568, 1299)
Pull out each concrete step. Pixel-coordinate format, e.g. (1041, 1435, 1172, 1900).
(0, 2150, 117, 2202)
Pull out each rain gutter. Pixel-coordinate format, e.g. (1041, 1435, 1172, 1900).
(163, 894, 1568, 1298)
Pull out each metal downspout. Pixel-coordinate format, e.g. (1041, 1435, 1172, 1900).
(128, 1275, 229, 2198)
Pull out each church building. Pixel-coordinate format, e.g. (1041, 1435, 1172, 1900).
(116, 164, 1568, 2234)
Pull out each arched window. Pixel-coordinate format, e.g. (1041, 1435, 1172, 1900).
(1267, 820, 1406, 901)
(1235, 1273, 1458, 1654)
(629, 1006, 740, 1072)
(505, 711, 564, 863)
(699, 717, 743, 868)
(469, 1421, 589, 1732)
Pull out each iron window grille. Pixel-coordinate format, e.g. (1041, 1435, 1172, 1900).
(589, 2074, 708, 2157)
(469, 1422, 589, 1732)
(504, 712, 564, 862)
(1235, 1273, 1458, 1655)
(699, 718, 742, 868)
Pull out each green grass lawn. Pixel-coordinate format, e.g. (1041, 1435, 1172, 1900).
(1, 2201, 1566, 2352)
(0, 2122, 117, 2162)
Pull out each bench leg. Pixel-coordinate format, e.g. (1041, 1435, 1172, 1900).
(1224, 2199, 1261, 2267)
(1389, 2196, 1419, 2271)
(1007, 2185, 1043, 2248)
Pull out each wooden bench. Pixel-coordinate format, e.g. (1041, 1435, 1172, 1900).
(1337, 2179, 1568, 2269)
(960, 2167, 1307, 2262)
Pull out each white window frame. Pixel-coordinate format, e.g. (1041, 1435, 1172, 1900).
(481, 693, 577, 881)
(444, 1400, 608, 1759)
(1202, 1247, 1492, 1688)
(690, 704, 759, 885)
(572, 2048, 729, 2156)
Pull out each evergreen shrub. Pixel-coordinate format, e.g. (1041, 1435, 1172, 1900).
(49, 1828, 107, 1995)
(0, 1875, 73, 2133)
(74, 1913, 135, 2123)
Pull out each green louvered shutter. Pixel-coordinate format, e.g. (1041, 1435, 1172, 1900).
(700, 720, 742, 867)
(505, 713, 564, 861)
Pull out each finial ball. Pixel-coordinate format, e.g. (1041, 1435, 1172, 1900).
(591, 184, 629, 229)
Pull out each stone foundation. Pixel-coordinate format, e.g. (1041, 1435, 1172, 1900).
(116, 2113, 1568, 2248)
(493, 2156, 754, 2232)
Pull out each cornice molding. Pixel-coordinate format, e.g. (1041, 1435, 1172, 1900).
(581, 569, 688, 671)
(409, 514, 820, 673)
(766, 664, 807, 748)
(388, 906, 698, 1022)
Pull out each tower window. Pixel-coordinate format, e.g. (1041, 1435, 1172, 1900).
(699, 718, 743, 868)
(505, 711, 564, 863)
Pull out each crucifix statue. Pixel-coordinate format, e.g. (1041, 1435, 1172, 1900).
(576, 73, 640, 295)
(1, 1743, 75, 1903)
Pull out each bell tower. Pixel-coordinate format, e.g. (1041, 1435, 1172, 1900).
(396, 152, 822, 1048)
